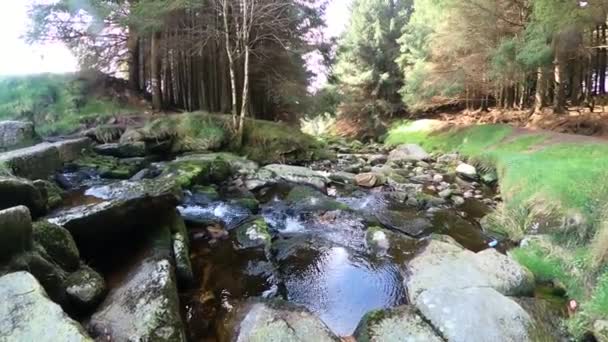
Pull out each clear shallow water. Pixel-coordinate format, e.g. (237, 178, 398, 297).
(178, 182, 492, 339)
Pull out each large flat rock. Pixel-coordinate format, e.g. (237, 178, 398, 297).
(0, 120, 36, 150)
(0, 138, 90, 179)
(406, 238, 534, 302)
(47, 179, 180, 250)
(230, 300, 339, 342)
(0, 271, 92, 341)
(417, 287, 533, 342)
(88, 225, 185, 341)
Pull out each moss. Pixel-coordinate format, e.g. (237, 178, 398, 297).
(191, 185, 220, 201)
(65, 265, 106, 310)
(161, 158, 232, 189)
(230, 197, 260, 212)
(353, 308, 389, 342)
(33, 180, 64, 210)
(32, 221, 80, 272)
(235, 218, 271, 250)
(72, 152, 145, 179)
(87, 125, 126, 143)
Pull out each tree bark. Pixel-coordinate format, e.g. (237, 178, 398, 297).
(127, 29, 140, 91)
(553, 56, 566, 114)
(534, 67, 547, 112)
(151, 31, 163, 110)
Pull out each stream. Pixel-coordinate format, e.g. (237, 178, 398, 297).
(42, 141, 567, 341)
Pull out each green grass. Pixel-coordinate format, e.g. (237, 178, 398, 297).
(0, 73, 135, 136)
(386, 120, 608, 337)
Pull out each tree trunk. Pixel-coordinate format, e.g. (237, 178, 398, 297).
(151, 31, 163, 110)
(554, 56, 566, 114)
(127, 29, 140, 91)
(534, 67, 546, 112)
(222, 0, 239, 128)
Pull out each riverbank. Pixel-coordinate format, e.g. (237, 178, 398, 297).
(386, 119, 608, 338)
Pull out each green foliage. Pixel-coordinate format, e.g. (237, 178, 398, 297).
(333, 0, 410, 117)
(0, 74, 131, 136)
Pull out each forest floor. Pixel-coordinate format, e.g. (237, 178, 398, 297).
(385, 119, 608, 337)
(419, 106, 608, 139)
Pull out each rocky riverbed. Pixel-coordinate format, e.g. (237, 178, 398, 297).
(0, 122, 569, 341)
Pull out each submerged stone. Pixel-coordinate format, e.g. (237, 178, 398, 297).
(235, 218, 272, 250)
(228, 299, 339, 342)
(354, 306, 442, 342)
(0, 271, 92, 341)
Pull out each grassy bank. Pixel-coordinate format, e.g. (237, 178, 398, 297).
(386, 120, 608, 337)
(0, 73, 137, 136)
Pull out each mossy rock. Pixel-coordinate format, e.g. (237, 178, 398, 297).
(0, 206, 33, 262)
(0, 176, 46, 217)
(84, 125, 126, 143)
(235, 217, 271, 250)
(230, 197, 260, 213)
(8, 244, 69, 305)
(139, 113, 228, 153)
(286, 185, 349, 212)
(66, 265, 106, 311)
(191, 185, 220, 201)
(33, 179, 64, 210)
(71, 152, 146, 179)
(160, 157, 232, 189)
(165, 210, 193, 284)
(32, 221, 80, 272)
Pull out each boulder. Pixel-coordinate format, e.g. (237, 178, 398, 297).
(235, 218, 272, 250)
(417, 287, 533, 342)
(88, 225, 185, 341)
(93, 142, 147, 158)
(259, 164, 328, 191)
(176, 153, 259, 175)
(0, 120, 37, 150)
(329, 171, 357, 184)
(70, 152, 148, 180)
(33, 179, 64, 210)
(406, 238, 534, 302)
(47, 179, 181, 251)
(32, 221, 80, 272)
(0, 176, 46, 216)
(166, 210, 193, 283)
(158, 156, 232, 188)
(0, 205, 32, 261)
(388, 144, 430, 162)
(286, 185, 349, 212)
(0, 271, 92, 341)
(456, 163, 477, 180)
(355, 172, 386, 188)
(51, 138, 91, 162)
(375, 209, 432, 237)
(354, 306, 442, 342)
(0, 143, 62, 179)
(230, 300, 339, 342)
(65, 266, 106, 311)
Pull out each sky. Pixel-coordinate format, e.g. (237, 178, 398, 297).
(0, 2, 78, 75)
(0, 0, 351, 79)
